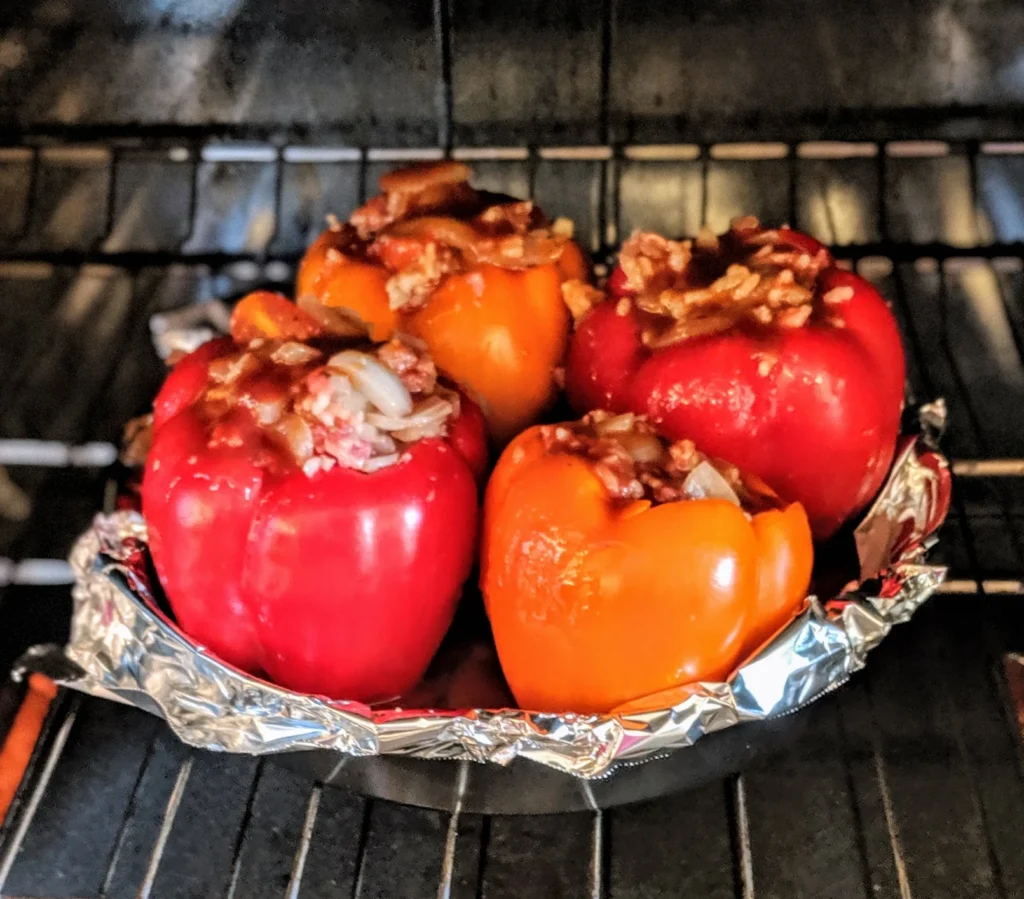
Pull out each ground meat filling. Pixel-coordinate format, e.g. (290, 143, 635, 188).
(132, 337, 459, 477)
(616, 218, 837, 347)
(121, 414, 153, 467)
(324, 162, 575, 313)
(561, 279, 606, 324)
(540, 411, 781, 512)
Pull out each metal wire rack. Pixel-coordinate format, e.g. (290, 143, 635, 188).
(0, 129, 1023, 899)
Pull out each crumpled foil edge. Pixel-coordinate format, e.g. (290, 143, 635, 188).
(15, 409, 951, 779)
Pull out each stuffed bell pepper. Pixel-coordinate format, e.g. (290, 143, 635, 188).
(565, 220, 905, 539)
(296, 161, 590, 443)
(481, 411, 813, 713)
(142, 321, 486, 702)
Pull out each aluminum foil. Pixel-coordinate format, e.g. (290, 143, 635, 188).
(14, 409, 951, 778)
(149, 300, 232, 360)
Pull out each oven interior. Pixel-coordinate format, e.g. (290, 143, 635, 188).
(2, 1, 1024, 896)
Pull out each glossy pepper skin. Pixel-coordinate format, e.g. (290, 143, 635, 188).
(296, 163, 590, 444)
(481, 423, 813, 713)
(566, 226, 905, 539)
(142, 339, 486, 702)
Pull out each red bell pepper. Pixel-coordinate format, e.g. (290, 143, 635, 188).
(142, 333, 486, 702)
(565, 221, 905, 539)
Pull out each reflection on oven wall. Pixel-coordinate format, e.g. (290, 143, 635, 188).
(0, 1, 1023, 138)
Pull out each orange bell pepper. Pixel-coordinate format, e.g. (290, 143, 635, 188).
(296, 231, 397, 342)
(296, 163, 586, 443)
(406, 263, 569, 444)
(481, 413, 813, 713)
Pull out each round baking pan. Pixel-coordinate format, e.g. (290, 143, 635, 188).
(272, 711, 806, 815)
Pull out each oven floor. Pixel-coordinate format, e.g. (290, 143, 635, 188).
(2, 596, 1023, 899)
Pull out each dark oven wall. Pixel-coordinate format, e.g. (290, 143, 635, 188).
(1, 0, 1024, 144)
